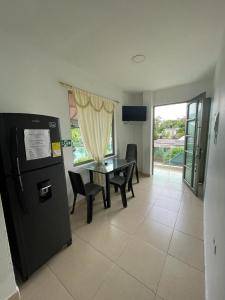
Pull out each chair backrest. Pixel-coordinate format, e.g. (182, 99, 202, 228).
(125, 144, 137, 162)
(68, 171, 86, 196)
(125, 162, 135, 184)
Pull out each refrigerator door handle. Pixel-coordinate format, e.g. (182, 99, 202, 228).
(11, 128, 27, 212)
(16, 157, 27, 212)
(18, 175, 24, 192)
(16, 157, 24, 192)
(11, 127, 21, 174)
(16, 156, 21, 174)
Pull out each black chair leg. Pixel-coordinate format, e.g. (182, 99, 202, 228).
(102, 188, 107, 209)
(114, 186, 119, 193)
(120, 185, 127, 208)
(87, 196, 93, 224)
(128, 180, 132, 192)
(71, 193, 77, 214)
(113, 171, 120, 193)
(127, 181, 130, 192)
(130, 184, 135, 198)
(136, 165, 139, 183)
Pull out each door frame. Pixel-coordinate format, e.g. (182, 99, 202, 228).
(152, 101, 188, 175)
(151, 95, 211, 197)
(183, 92, 212, 197)
(183, 96, 200, 193)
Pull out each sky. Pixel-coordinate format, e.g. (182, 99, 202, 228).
(155, 103, 187, 120)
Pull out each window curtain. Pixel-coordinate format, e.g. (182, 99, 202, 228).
(72, 88, 116, 162)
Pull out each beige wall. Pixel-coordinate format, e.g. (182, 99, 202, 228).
(1, 23, 223, 300)
(0, 29, 141, 206)
(0, 28, 144, 297)
(153, 77, 214, 106)
(204, 31, 225, 300)
(0, 197, 18, 300)
(141, 78, 214, 175)
(116, 92, 143, 171)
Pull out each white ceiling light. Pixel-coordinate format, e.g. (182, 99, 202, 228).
(131, 54, 146, 63)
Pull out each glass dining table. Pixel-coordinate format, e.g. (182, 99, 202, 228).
(82, 158, 135, 208)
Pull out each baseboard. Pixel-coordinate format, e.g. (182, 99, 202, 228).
(7, 288, 20, 300)
(140, 172, 151, 177)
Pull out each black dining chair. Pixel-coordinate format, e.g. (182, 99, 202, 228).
(68, 171, 107, 224)
(109, 162, 135, 208)
(126, 144, 139, 183)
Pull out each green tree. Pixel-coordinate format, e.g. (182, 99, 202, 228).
(154, 117, 186, 140)
(71, 127, 83, 147)
(164, 147, 184, 161)
(175, 127, 185, 139)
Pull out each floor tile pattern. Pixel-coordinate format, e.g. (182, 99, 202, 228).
(20, 166, 205, 300)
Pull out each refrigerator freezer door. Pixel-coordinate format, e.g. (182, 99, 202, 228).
(0, 113, 63, 176)
(2, 163, 71, 280)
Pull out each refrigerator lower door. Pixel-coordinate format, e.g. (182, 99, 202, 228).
(3, 163, 72, 280)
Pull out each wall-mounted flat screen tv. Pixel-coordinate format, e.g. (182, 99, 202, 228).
(122, 106, 147, 121)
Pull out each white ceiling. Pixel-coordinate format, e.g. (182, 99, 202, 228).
(1, 0, 225, 91)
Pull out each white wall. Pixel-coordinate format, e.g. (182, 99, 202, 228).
(0, 197, 18, 300)
(204, 32, 225, 300)
(141, 78, 214, 175)
(0, 29, 143, 297)
(153, 77, 214, 106)
(142, 91, 154, 175)
(0, 29, 140, 205)
(116, 92, 143, 170)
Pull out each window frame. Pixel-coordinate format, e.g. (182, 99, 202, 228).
(71, 116, 115, 167)
(104, 116, 115, 158)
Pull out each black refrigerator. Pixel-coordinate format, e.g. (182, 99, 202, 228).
(0, 113, 72, 281)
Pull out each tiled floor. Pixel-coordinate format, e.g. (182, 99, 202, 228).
(20, 167, 205, 300)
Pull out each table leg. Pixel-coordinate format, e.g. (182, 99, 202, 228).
(105, 173, 111, 208)
(89, 170, 93, 183)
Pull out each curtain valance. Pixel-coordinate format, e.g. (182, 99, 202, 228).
(73, 88, 115, 114)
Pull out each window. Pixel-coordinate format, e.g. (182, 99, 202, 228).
(68, 92, 115, 165)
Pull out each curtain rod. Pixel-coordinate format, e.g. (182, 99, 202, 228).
(58, 81, 120, 104)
